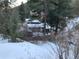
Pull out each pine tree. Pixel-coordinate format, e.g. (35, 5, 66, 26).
(19, 2, 25, 22)
(0, 0, 19, 42)
(73, 0, 79, 15)
(26, 0, 72, 33)
(0, 0, 11, 35)
(48, 0, 72, 33)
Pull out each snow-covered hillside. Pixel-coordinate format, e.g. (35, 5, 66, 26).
(0, 41, 58, 59)
(0, 16, 79, 59)
(0, 34, 58, 59)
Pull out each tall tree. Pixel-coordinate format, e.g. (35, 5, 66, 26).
(26, 0, 72, 33)
(19, 2, 25, 22)
(0, 0, 11, 35)
(73, 0, 79, 16)
(0, 0, 19, 42)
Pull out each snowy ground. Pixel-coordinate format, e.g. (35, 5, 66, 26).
(1, 17, 79, 59)
(0, 36, 58, 59)
(0, 35, 9, 43)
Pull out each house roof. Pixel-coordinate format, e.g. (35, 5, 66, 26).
(25, 19, 51, 29)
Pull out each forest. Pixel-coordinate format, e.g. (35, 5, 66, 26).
(0, 0, 79, 59)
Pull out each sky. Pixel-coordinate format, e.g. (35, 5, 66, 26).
(11, 0, 27, 7)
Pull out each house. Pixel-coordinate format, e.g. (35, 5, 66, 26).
(21, 19, 52, 41)
(26, 19, 51, 36)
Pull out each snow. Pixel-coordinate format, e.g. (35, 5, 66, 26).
(59, 17, 79, 59)
(0, 36, 59, 59)
(0, 39, 8, 43)
(0, 35, 9, 43)
(0, 42, 58, 59)
(32, 20, 41, 23)
(67, 17, 79, 30)
(1, 16, 79, 59)
(46, 23, 51, 29)
(3, 16, 79, 59)
(25, 18, 31, 22)
(27, 23, 42, 28)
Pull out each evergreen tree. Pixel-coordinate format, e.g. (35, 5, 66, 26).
(0, 0, 19, 42)
(0, 0, 11, 35)
(48, 0, 72, 33)
(26, 0, 72, 33)
(73, 0, 79, 15)
(19, 2, 25, 22)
